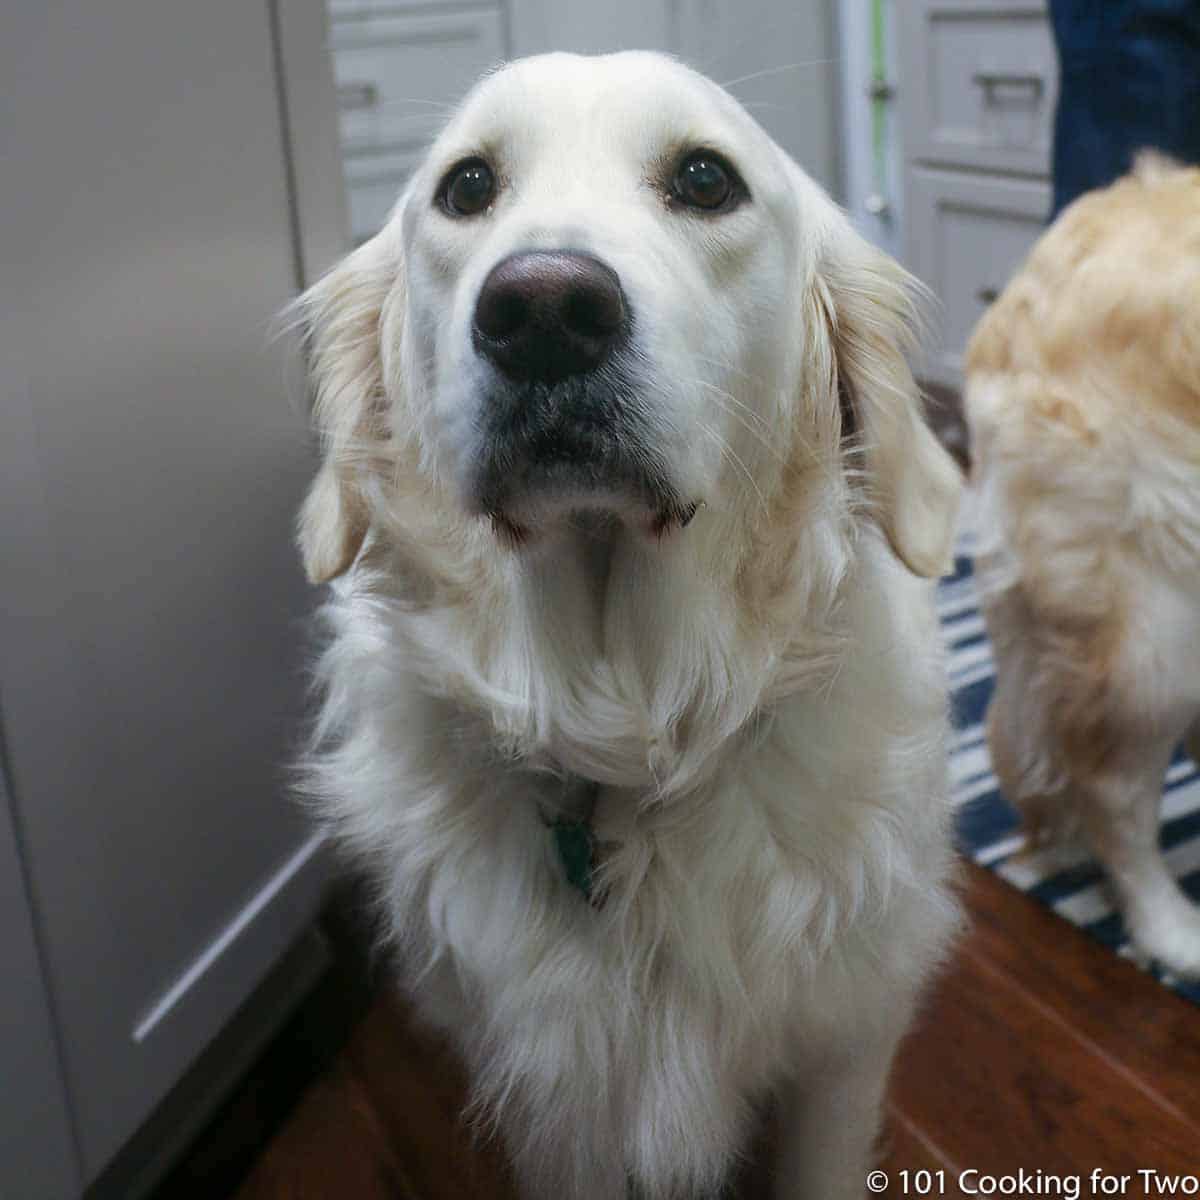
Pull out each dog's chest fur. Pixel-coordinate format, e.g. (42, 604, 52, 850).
(309, 535, 957, 1199)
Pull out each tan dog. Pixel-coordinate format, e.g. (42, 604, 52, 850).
(966, 153, 1200, 977)
(296, 51, 962, 1199)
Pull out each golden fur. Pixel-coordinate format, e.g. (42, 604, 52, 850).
(965, 153, 1200, 976)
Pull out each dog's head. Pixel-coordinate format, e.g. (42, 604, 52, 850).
(295, 52, 959, 591)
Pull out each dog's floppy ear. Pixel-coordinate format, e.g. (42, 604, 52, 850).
(293, 231, 399, 584)
(817, 232, 962, 578)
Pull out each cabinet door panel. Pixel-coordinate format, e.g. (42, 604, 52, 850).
(328, 5, 506, 241)
(907, 167, 1050, 385)
(0, 768, 80, 1200)
(0, 0, 329, 1179)
(900, 0, 1058, 176)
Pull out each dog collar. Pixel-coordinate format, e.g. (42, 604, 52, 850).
(543, 779, 600, 903)
(548, 815, 596, 900)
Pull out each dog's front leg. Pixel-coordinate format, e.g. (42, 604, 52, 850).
(769, 1039, 898, 1200)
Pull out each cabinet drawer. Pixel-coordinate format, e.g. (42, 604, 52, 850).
(907, 167, 1050, 385)
(329, 0, 482, 13)
(343, 147, 424, 242)
(330, 8, 504, 159)
(901, 1, 1058, 176)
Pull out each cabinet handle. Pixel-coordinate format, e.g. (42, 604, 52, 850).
(977, 286, 1000, 305)
(972, 71, 1044, 101)
(337, 82, 380, 112)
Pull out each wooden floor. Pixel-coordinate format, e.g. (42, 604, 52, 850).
(215, 862, 1199, 1200)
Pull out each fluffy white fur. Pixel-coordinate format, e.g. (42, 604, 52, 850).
(966, 155, 1200, 978)
(295, 52, 962, 1200)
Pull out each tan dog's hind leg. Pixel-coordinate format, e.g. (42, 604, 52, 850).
(1075, 730, 1200, 977)
(1064, 595, 1200, 977)
(985, 582, 1200, 976)
(1063, 599, 1200, 977)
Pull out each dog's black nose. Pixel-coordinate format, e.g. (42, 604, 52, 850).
(473, 251, 628, 383)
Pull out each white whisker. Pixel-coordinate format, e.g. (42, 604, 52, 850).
(720, 60, 839, 90)
(695, 419, 768, 513)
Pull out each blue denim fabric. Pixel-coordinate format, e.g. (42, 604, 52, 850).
(1049, 0, 1200, 216)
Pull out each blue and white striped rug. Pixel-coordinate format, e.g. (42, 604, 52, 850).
(939, 548, 1200, 1006)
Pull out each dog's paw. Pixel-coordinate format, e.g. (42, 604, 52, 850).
(1129, 895, 1200, 978)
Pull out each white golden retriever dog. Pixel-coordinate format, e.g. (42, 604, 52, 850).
(966, 154, 1200, 978)
(296, 52, 962, 1200)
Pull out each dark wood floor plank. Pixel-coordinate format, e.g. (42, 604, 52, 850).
(219, 861, 1200, 1199)
(234, 1060, 415, 1200)
(880, 1109, 968, 1199)
(342, 996, 519, 1200)
(888, 939, 1198, 1179)
(961, 862, 1200, 1124)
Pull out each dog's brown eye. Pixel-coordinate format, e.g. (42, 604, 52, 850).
(441, 159, 495, 216)
(672, 152, 739, 211)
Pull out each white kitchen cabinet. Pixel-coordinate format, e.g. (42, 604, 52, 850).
(330, 3, 508, 241)
(899, 0, 1059, 386)
(907, 167, 1051, 382)
(900, 0, 1058, 177)
(0, 0, 345, 1191)
(0, 768, 79, 1200)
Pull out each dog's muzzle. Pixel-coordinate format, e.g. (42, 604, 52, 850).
(467, 251, 695, 537)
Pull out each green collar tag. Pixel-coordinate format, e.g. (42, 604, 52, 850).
(550, 816, 595, 901)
